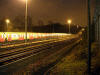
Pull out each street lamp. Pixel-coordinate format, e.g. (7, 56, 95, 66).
(5, 19, 10, 32)
(67, 19, 72, 33)
(25, 0, 28, 43)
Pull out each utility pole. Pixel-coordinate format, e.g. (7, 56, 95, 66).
(67, 20, 72, 34)
(25, 0, 28, 43)
(87, 0, 91, 74)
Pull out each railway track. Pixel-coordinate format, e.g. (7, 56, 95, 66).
(0, 37, 67, 49)
(0, 37, 73, 68)
(0, 36, 64, 47)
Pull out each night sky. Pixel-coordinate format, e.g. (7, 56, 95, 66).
(0, 0, 95, 26)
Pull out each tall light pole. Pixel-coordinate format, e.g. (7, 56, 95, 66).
(5, 19, 10, 32)
(67, 20, 72, 33)
(87, 0, 91, 74)
(25, 0, 28, 43)
(5, 19, 10, 42)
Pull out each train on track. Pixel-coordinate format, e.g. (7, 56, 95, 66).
(0, 32, 69, 42)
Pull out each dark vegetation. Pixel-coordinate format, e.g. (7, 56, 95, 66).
(31, 23, 82, 34)
(0, 16, 83, 33)
(47, 36, 100, 75)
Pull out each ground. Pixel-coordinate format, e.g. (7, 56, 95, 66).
(8, 40, 100, 75)
(47, 41, 100, 75)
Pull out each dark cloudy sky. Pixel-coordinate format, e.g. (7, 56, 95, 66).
(0, 0, 95, 25)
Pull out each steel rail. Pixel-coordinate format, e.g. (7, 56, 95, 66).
(0, 39, 70, 67)
(0, 38, 72, 67)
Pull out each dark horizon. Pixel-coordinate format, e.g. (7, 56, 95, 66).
(0, 0, 95, 26)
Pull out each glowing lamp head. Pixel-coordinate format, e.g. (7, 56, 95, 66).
(6, 19, 10, 24)
(25, 0, 28, 3)
(20, 0, 28, 3)
(67, 20, 72, 24)
(82, 28, 85, 31)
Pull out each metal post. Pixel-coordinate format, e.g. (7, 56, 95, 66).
(25, 0, 28, 43)
(87, 0, 91, 74)
(7, 23, 8, 32)
(6, 23, 8, 43)
(69, 24, 70, 33)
